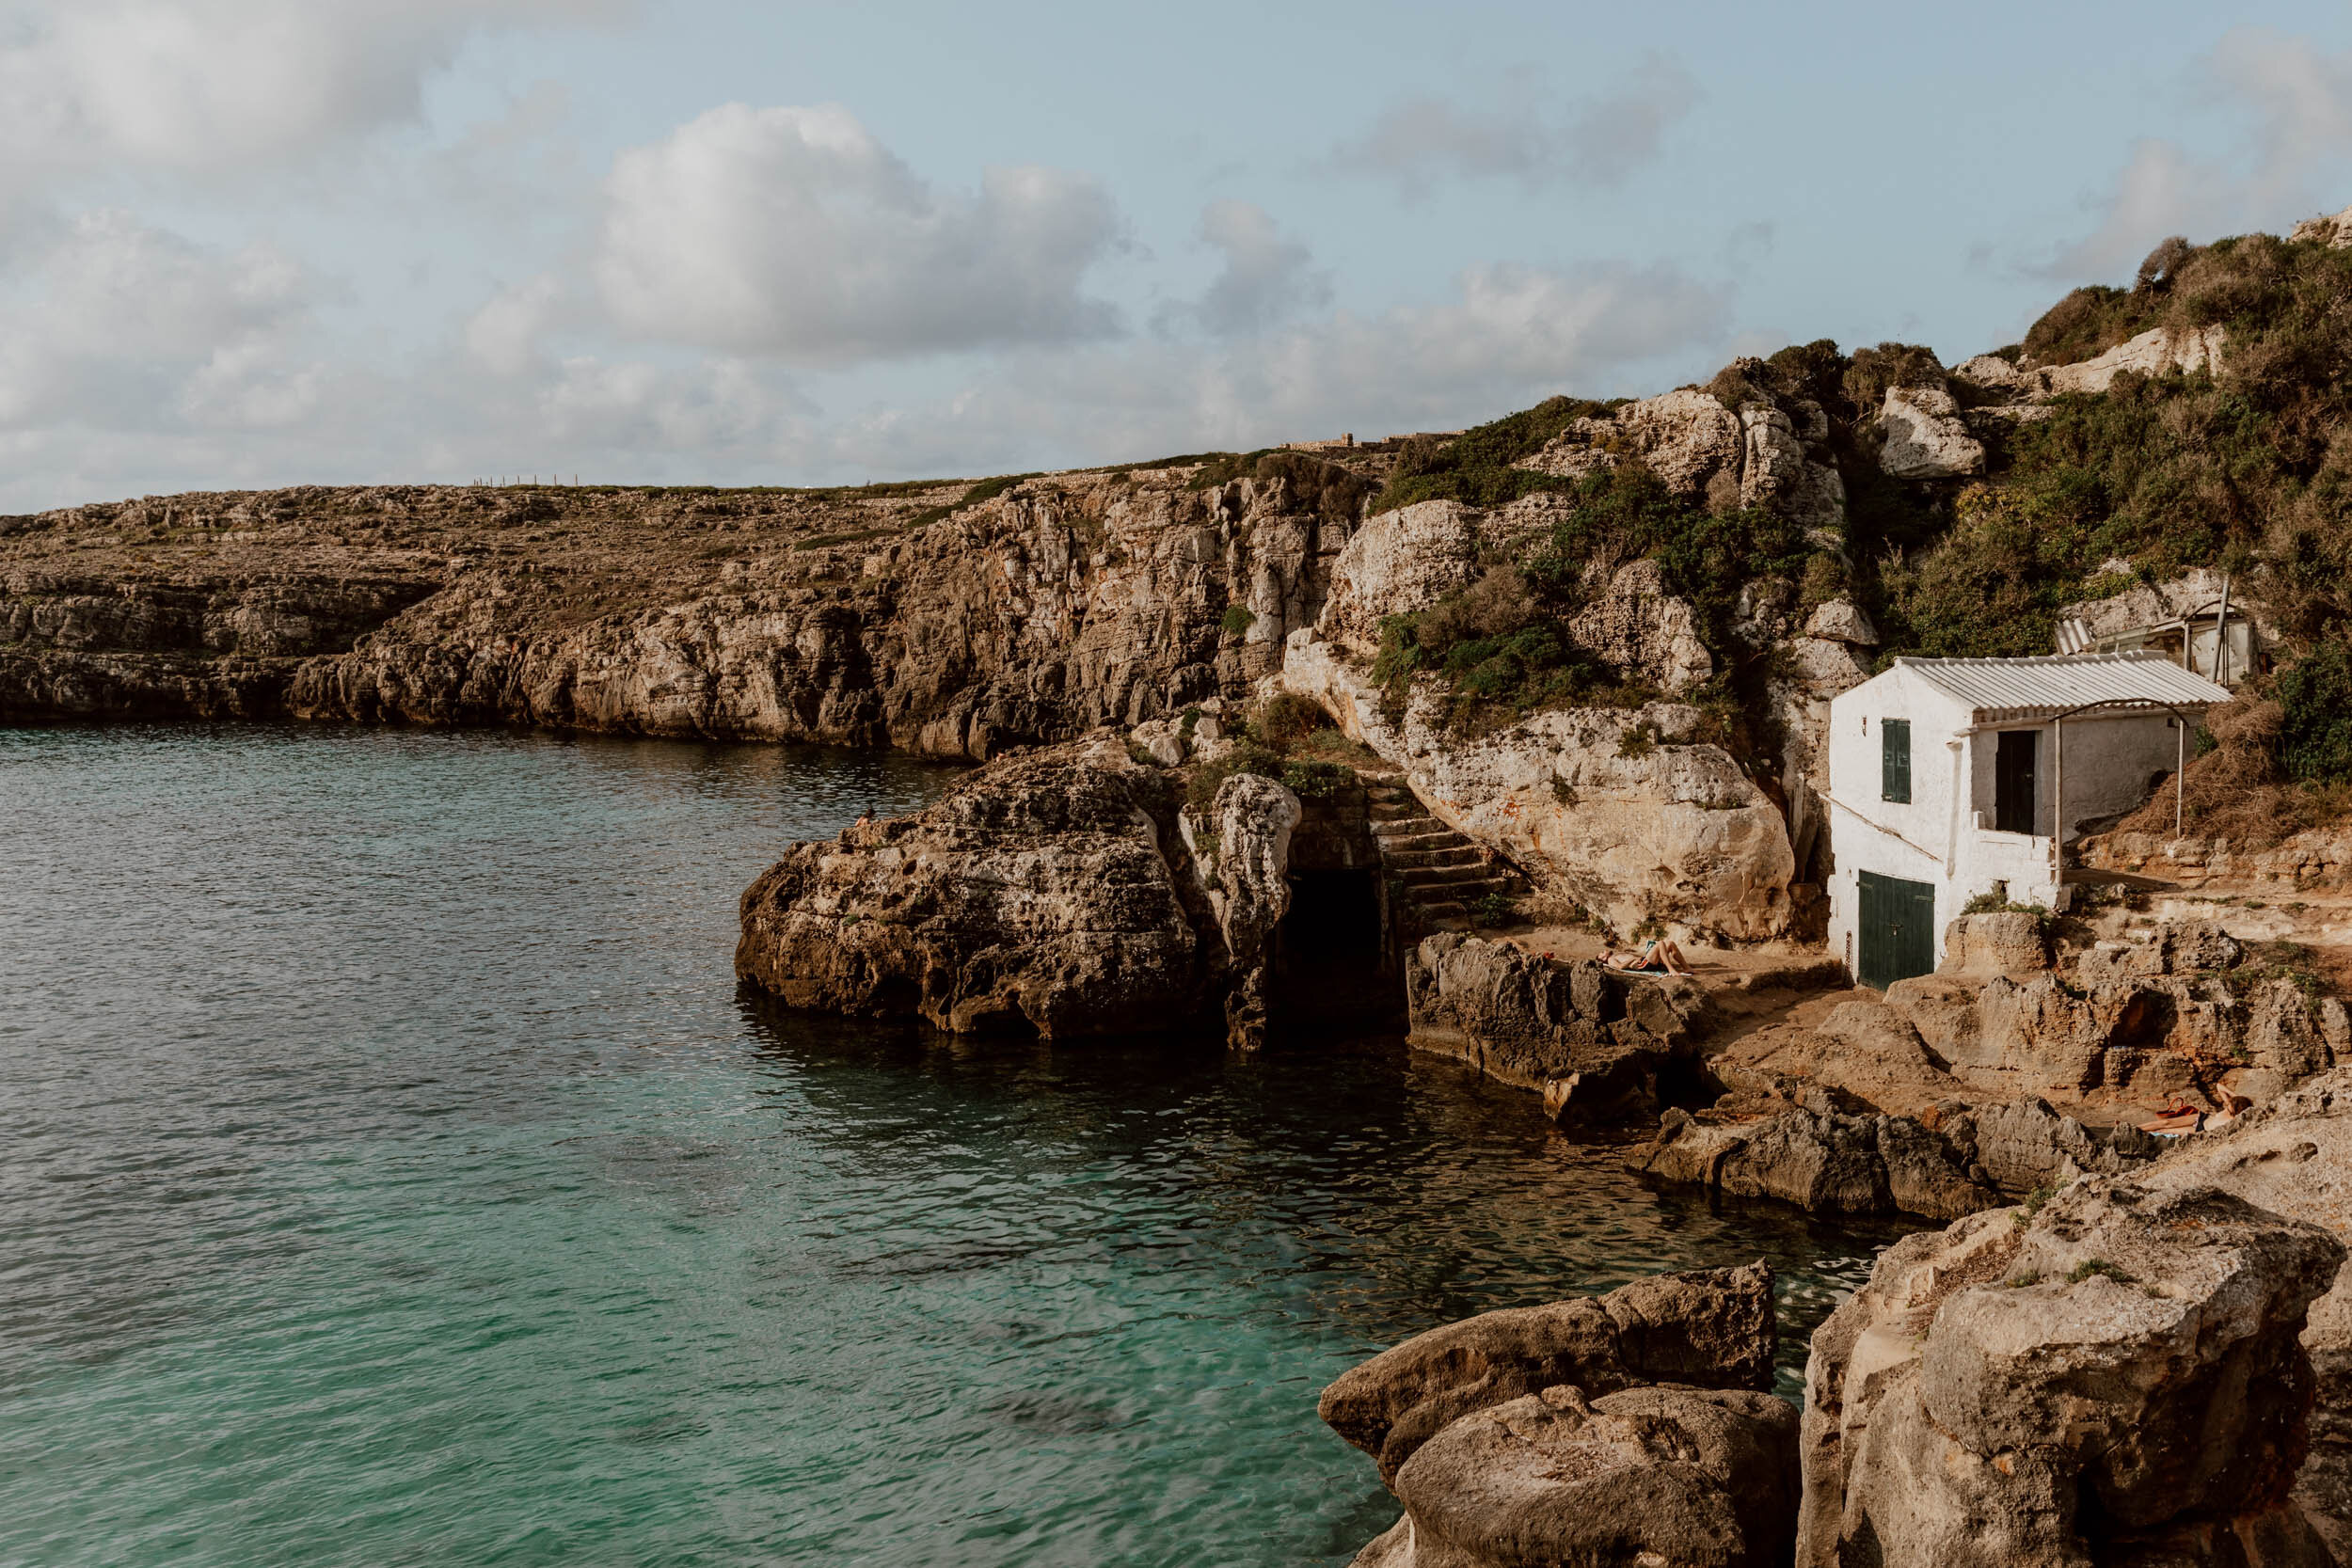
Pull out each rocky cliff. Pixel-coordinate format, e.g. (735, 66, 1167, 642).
(0, 461, 1365, 759)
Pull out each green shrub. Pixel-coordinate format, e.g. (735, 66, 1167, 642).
(1221, 603, 1257, 637)
(2277, 641, 2352, 784)
(1251, 691, 1329, 752)
(1279, 760, 1351, 799)
(1367, 394, 1615, 515)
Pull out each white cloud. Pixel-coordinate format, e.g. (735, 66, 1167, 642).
(2044, 27, 2352, 279)
(1327, 55, 1700, 199)
(1172, 199, 1331, 338)
(862, 259, 1731, 473)
(465, 273, 566, 375)
(593, 103, 1124, 365)
(0, 0, 621, 176)
(0, 209, 319, 430)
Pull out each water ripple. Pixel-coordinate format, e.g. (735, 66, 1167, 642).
(0, 724, 1904, 1568)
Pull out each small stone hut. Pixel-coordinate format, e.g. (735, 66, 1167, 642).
(1824, 652, 2229, 989)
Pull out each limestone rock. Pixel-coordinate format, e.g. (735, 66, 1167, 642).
(1196, 771, 1302, 1050)
(1407, 935, 1701, 1118)
(1318, 1262, 1776, 1485)
(735, 733, 1210, 1038)
(1800, 598, 1876, 646)
(1315, 499, 1498, 660)
(1284, 634, 1793, 940)
(3, 464, 1364, 756)
(1939, 911, 2050, 975)
(1564, 558, 1713, 693)
(2140, 1069, 2352, 1556)
(1519, 388, 1742, 498)
(2293, 202, 2352, 246)
(1368, 1385, 1801, 1568)
(1875, 384, 1986, 479)
(1799, 1180, 2345, 1567)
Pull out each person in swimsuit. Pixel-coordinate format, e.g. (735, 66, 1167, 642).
(1603, 939, 1691, 975)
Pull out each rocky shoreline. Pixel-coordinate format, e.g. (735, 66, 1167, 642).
(1322, 1069, 2352, 1565)
(17, 347, 2352, 1560)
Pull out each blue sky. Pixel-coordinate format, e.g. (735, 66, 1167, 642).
(4, 0, 2352, 510)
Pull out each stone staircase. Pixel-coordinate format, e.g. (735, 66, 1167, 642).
(1364, 775, 1523, 931)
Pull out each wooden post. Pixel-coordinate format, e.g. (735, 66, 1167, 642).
(2208, 574, 2233, 683)
(2053, 717, 2064, 885)
(2176, 717, 2185, 836)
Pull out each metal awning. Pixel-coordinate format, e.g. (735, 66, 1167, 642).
(1895, 651, 2230, 724)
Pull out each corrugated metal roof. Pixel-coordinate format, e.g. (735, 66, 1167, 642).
(1895, 651, 2231, 721)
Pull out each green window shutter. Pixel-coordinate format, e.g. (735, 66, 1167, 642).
(1882, 719, 1912, 803)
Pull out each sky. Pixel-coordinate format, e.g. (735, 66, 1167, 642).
(6, 1, 2352, 511)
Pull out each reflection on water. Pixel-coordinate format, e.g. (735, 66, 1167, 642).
(0, 723, 1903, 1568)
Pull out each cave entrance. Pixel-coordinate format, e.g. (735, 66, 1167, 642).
(1269, 868, 1403, 1033)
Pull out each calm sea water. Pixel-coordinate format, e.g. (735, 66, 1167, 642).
(0, 724, 1901, 1568)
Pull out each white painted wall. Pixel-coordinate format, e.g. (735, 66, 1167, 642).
(1821, 671, 2185, 977)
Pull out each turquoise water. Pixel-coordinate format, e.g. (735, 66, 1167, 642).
(0, 725, 1901, 1567)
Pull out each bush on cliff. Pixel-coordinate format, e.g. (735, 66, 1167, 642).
(1368, 395, 1618, 515)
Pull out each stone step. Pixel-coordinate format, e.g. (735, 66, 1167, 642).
(1381, 846, 1486, 871)
(1372, 821, 1450, 842)
(1396, 863, 1505, 888)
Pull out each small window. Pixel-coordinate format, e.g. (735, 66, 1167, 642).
(1882, 719, 1912, 803)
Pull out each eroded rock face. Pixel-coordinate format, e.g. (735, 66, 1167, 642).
(1565, 558, 1713, 693)
(1362, 1386, 1801, 1568)
(1319, 1263, 1777, 1486)
(1875, 384, 1986, 479)
(2, 467, 1360, 760)
(1190, 771, 1303, 1051)
(1285, 635, 1793, 940)
(735, 734, 1214, 1038)
(2138, 1069, 2352, 1557)
(1799, 1180, 2345, 1567)
(1406, 934, 1705, 1119)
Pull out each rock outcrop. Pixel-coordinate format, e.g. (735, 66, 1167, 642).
(1324, 1264, 1798, 1568)
(1406, 934, 1708, 1121)
(734, 731, 1302, 1041)
(1952, 325, 2229, 402)
(1874, 384, 1986, 479)
(1285, 635, 1793, 940)
(1799, 1180, 2345, 1566)
(1353, 1386, 1800, 1568)
(1517, 385, 1848, 539)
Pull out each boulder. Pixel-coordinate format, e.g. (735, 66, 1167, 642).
(1194, 771, 1302, 1050)
(1875, 384, 1986, 479)
(736, 731, 1280, 1040)
(1939, 911, 2049, 975)
(1799, 1180, 2345, 1567)
(1518, 388, 1743, 498)
(1318, 1262, 1777, 1486)
(1801, 598, 1877, 646)
(1406, 935, 1695, 1119)
(1361, 1385, 1800, 1568)
(1316, 499, 1491, 659)
(2140, 1068, 2352, 1556)
(2292, 202, 2352, 246)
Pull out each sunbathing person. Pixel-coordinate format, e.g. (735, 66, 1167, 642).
(2137, 1093, 2252, 1136)
(1604, 938, 1690, 975)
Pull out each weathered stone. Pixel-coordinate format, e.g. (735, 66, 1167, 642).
(1285, 635, 1794, 940)
(1939, 911, 2050, 975)
(1518, 388, 1742, 498)
(1876, 383, 1986, 479)
(1564, 558, 1712, 693)
(734, 732, 1231, 1038)
(1369, 1385, 1801, 1568)
(1799, 1180, 2345, 1567)
(1801, 598, 1877, 646)
(1318, 1262, 1777, 1486)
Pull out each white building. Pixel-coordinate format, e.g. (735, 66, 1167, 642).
(1823, 652, 2231, 990)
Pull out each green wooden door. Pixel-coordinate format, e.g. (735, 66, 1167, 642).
(1857, 870, 1937, 990)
